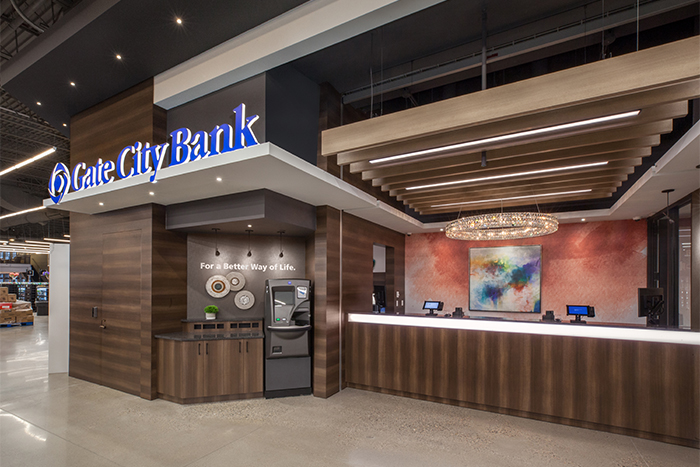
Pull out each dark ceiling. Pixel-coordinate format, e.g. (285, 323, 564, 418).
(2, 0, 309, 135)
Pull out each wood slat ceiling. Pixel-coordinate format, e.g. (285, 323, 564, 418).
(321, 37, 700, 216)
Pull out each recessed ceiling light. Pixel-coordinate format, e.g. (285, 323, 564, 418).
(62, 123, 67, 127)
(440, 228, 444, 231)
(36, 102, 41, 106)
(149, 192, 154, 196)
(430, 189, 592, 208)
(176, 17, 182, 24)
(407, 161, 609, 191)
(581, 218, 586, 222)
(369, 110, 641, 165)
(216, 177, 222, 182)
(70, 82, 76, 87)
(248, 224, 252, 228)
(99, 202, 104, 206)
(9, 238, 15, 242)
(116, 54, 122, 60)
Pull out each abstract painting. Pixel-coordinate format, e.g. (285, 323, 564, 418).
(469, 245, 542, 313)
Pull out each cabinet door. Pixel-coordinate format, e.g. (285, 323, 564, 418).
(220, 340, 246, 395)
(241, 339, 263, 394)
(179, 341, 207, 399)
(203, 340, 228, 397)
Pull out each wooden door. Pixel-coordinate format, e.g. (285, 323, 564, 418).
(100, 230, 142, 395)
(241, 339, 264, 394)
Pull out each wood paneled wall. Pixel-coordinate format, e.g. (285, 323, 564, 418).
(69, 80, 186, 399)
(70, 79, 166, 169)
(692, 189, 700, 332)
(341, 213, 405, 316)
(345, 322, 700, 448)
(311, 206, 341, 398)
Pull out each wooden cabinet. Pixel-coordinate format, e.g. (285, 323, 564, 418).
(157, 337, 263, 403)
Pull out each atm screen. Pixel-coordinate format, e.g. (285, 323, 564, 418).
(274, 289, 295, 307)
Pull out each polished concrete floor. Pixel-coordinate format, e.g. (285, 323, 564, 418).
(1, 317, 698, 467)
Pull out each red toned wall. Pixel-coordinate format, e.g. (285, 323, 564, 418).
(405, 220, 648, 324)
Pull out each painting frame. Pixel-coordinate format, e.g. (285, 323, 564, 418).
(469, 245, 542, 313)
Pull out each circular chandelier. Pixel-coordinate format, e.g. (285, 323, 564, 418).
(445, 212, 559, 241)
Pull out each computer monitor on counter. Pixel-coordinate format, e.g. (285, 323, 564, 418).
(566, 305, 594, 323)
(423, 301, 444, 316)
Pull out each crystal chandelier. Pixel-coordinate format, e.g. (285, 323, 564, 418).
(445, 212, 559, 241)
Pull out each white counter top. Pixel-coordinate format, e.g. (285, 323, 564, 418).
(348, 313, 700, 346)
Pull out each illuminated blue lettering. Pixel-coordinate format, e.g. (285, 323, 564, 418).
(233, 103, 259, 150)
(71, 162, 86, 192)
(131, 142, 147, 175)
(190, 131, 209, 161)
(148, 143, 170, 183)
(117, 146, 136, 179)
(170, 128, 192, 166)
(209, 124, 234, 156)
(101, 160, 115, 184)
(49, 163, 71, 204)
(82, 166, 97, 189)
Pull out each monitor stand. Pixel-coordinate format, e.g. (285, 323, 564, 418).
(424, 310, 437, 316)
(570, 315, 586, 324)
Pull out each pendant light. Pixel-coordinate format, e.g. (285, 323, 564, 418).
(277, 230, 285, 258)
(246, 229, 253, 257)
(212, 228, 220, 256)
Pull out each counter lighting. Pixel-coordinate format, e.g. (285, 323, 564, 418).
(348, 313, 700, 346)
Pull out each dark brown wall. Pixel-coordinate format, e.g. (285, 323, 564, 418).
(346, 322, 700, 448)
(69, 80, 186, 399)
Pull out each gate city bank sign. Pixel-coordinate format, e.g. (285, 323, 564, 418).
(48, 103, 259, 204)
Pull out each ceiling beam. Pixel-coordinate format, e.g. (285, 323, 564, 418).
(372, 140, 656, 188)
(322, 36, 700, 156)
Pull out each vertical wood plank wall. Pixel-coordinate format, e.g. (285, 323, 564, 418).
(312, 206, 341, 398)
(345, 322, 700, 448)
(692, 190, 699, 332)
(69, 80, 187, 399)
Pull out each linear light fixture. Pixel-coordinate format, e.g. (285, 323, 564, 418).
(44, 237, 70, 243)
(0, 206, 46, 220)
(0, 147, 56, 177)
(347, 314, 700, 346)
(431, 189, 593, 208)
(25, 240, 52, 245)
(368, 111, 640, 165)
(0, 248, 49, 255)
(406, 161, 609, 191)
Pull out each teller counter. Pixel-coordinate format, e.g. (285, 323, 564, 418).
(345, 313, 700, 448)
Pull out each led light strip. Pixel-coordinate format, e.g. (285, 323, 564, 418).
(0, 206, 46, 220)
(368, 110, 640, 165)
(431, 189, 592, 208)
(0, 147, 56, 177)
(44, 238, 70, 243)
(406, 161, 608, 191)
(348, 314, 700, 346)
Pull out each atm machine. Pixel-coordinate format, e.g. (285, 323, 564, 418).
(264, 279, 312, 398)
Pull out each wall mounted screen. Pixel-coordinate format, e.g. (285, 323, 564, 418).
(469, 245, 542, 313)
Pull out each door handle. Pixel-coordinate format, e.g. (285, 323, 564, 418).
(206, 343, 209, 355)
(99, 319, 107, 329)
(246, 341, 249, 353)
(239, 341, 242, 353)
(198, 343, 201, 356)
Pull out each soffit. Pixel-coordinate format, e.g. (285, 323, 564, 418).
(321, 36, 700, 216)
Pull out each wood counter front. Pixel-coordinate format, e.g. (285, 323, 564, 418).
(345, 316, 700, 448)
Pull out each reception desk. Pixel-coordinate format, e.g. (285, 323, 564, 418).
(345, 314, 700, 448)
